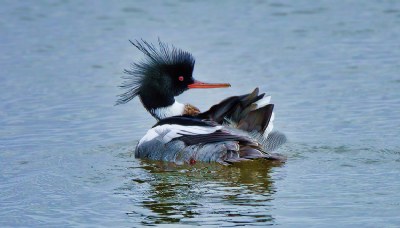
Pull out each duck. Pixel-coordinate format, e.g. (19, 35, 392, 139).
(117, 39, 286, 165)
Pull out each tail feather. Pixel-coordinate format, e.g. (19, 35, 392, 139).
(265, 131, 287, 151)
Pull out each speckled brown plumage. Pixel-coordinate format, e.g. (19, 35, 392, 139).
(183, 104, 200, 116)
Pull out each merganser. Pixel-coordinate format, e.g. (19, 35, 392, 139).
(117, 39, 286, 165)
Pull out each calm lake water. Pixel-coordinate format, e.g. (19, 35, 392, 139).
(1, 0, 400, 227)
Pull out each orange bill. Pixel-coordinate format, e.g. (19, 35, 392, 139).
(188, 80, 231, 89)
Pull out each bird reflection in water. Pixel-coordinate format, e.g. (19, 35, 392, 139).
(128, 159, 284, 226)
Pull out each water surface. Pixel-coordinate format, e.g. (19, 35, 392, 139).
(1, 0, 400, 227)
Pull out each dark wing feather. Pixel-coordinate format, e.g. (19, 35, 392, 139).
(153, 116, 217, 128)
(176, 130, 256, 146)
(197, 88, 265, 124)
(237, 104, 274, 133)
(196, 96, 240, 123)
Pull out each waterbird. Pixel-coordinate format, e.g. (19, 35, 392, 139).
(117, 39, 286, 165)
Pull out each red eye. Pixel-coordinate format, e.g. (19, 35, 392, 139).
(178, 76, 184, 81)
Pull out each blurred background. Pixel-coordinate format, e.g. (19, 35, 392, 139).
(1, 0, 399, 227)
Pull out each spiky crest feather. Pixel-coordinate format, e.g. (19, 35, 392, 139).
(116, 39, 195, 105)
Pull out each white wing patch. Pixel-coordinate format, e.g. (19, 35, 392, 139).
(138, 124, 222, 147)
(255, 95, 271, 109)
(254, 94, 274, 138)
(264, 112, 274, 138)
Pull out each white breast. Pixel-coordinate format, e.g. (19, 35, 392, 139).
(151, 101, 185, 119)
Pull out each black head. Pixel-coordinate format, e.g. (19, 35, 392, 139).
(116, 39, 196, 106)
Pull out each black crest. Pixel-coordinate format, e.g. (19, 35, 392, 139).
(116, 39, 196, 105)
